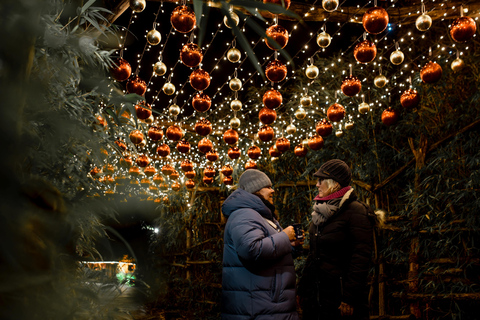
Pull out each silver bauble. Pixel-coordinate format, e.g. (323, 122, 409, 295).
(358, 102, 370, 114)
(390, 50, 404, 65)
(163, 82, 175, 95)
(335, 129, 344, 137)
(322, 0, 339, 12)
(345, 121, 355, 130)
(305, 64, 319, 79)
(230, 117, 241, 129)
(230, 99, 242, 111)
(316, 31, 332, 48)
(227, 48, 241, 63)
(143, 115, 154, 124)
(286, 124, 296, 135)
(130, 0, 146, 12)
(147, 29, 161, 45)
(451, 58, 465, 72)
(300, 95, 313, 107)
(154, 61, 167, 76)
(374, 74, 388, 88)
(224, 11, 240, 28)
(169, 104, 181, 117)
(415, 14, 432, 32)
(295, 107, 307, 120)
(229, 78, 242, 91)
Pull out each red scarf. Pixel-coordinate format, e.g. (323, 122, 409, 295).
(314, 186, 351, 201)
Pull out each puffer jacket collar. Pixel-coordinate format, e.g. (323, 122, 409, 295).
(222, 188, 274, 221)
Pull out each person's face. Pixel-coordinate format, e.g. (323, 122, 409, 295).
(316, 178, 330, 198)
(257, 186, 274, 204)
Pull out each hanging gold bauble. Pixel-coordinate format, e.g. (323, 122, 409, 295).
(450, 16, 477, 43)
(227, 48, 241, 63)
(322, 0, 339, 12)
(345, 121, 355, 130)
(316, 31, 332, 48)
(163, 82, 175, 95)
(335, 130, 344, 138)
(451, 58, 465, 72)
(130, 0, 146, 12)
(301, 139, 309, 149)
(300, 95, 312, 107)
(374, 74, 387, 88)
(171, 5, 196, 33)
(153, 61, 167, 76)
(295, 107, 307, 120)
(143, 115, 154, 124)
(230, 99, 242, 111)
(416, 14, 432, 31)
(390, 50, 404, 65)
(362, 7, 389, 34)
(230, 117, 241, 129)
(286, 124, 296, 135)
(358, 102, 370, 114)
(147, 29, 161, 45)
(224, 11, 240, 28)
(305, 64, 319, 79)
(229, 78, 242, 91)
(169, 104, 181, 117)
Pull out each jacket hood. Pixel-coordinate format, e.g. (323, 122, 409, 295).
(222, 188, 273, 220)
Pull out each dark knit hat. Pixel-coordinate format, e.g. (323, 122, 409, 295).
(313, 159, 352, 187)
(238, 169, 272, 194)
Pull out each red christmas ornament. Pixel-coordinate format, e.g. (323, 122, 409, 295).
(223, 129, 239, 145)
(223, 176, 234, 185)
(176, 139, 191, 153)
(362, 7, 389, 34)
(136, 154, 150, 167)
(90, 167, 101, 176)
(181, 159, 194, 172)
(316, 119, 333, 137)
(185, 171, 196, 179)
(110, 58, 131, 81)
(259, 107, 277, 125)
(265, 25, 289, 50)
(171, 182, 181, 191)
(170, 5, 196, 33)
(206, 150, 219, 162)
(185, 179, 195, 189)
(129, 166, 141, 177)
(161, 164, 175, 176)
(258, 125, 275, 142)
(156, 143, 170, 157)
(148, 126, 163, 141)
(115, 140, 127, 151)
(120, 155, 133, 168)
(308, 135, 324, 150)
(247, 145, 262, 160)
(152, 174, 164, 185)
(189, 69, 210, 91)
(180, 43, 203, 68)
(228, 146, 241, 159)
(327, 103, 346, 122)
(129, 130, 144, 145)
(170, 170, 180, 180)
(420, 61, 442, 84)
(126, 76, 147, 96)
(381, 107, 399, 126)
(263, 0, 290, 9)
(221, 164, 234, 176)
(245, 160, 257, 170)
(269, 145, 282, 157)
(341, 75, 361, 97)
(166, 125, 183, 141)
(203, 176, 214, 185)
(450, 16, 477, 42)
(135, 101, 152, 120)
(198, 137, 213, 153)
(204, 166, 216, 178)
(263, 89, 282, 109)
(192, 92, 211, 112)
(265, 59, 287, 82)
(400, 88, 420, 109)
(195, 118, 212, 136)
(144, 165, 157, 177)
(294, 145, 308, 157)
(276, 137, 290, 152)
(353, 40, 377, 63)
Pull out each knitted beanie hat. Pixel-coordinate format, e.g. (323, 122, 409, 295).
(238, 169, 272, 194)
(313, 159, 352, 187)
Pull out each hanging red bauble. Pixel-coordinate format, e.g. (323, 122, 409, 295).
(265, 25, 289, 50)
(198, 137, 213, 153)
(265, 59, 287, 82)
(263, 0, 290, 9)
(221, 164, 234, 176)
(176, 139, 191, 153)
(185, 179, 195, 189)
(450, 16, 477, 42)
(223, 129, 239, 145)
(194, 118, 212, 136)
(247, 145, 262, 159)
(206, 150, 219, 162)
(185, 171, 196, 179)
(136, 154, 150, 167)
(156, 143, 170, 157)
(258, 125, 275, 142)
(381, 107, 399, 126)
(316, 119, 333, 137)
(170, 170, 180, 180)
(362, 7, 389, 34)
(180, 43, 203, 68)
(129, 166, 141, 177)
(140, 178, 151, 187)
(204, 166, 216, 178)
(203, 175, 214, 185)
(228, 146, 241, 159)
(245, 160, 257, 170)
(259, 107, 277, 125)
(181, 159, 194, 172)
(161, 164, 174, 176)
(115, 140, 127, 151)
(166, 125, 183, 141)
(308, 135, 324, 150)
(120, 155, 133, 168)
(144, 165, 157, 177)
(171, 182, 181, 191)
(129, 130, 144, 144)
(189, 69, 210, 91)
(269, 145, 282, 157)
(327, 103, 346, 122)
(353, 40, 377, 63)
(276, 137, 290, 152)
(135, 101, 152, 120)
(192, 92, 211, 112)
(170, 5, 196, 33)
(420, 61, 442, 84)
(152, 174, 164, 185)
(294, 145, 308, 157)
(126, 76, 147, 96)
(111, 58, 131, 81)
(223, 176, 233, 185)
(263, 89, 282, 109)
(90, 167, 101, 176)
(148, 126, 163, 141)
(341, 75, 361, 97)
(400, 88, 420, 109)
